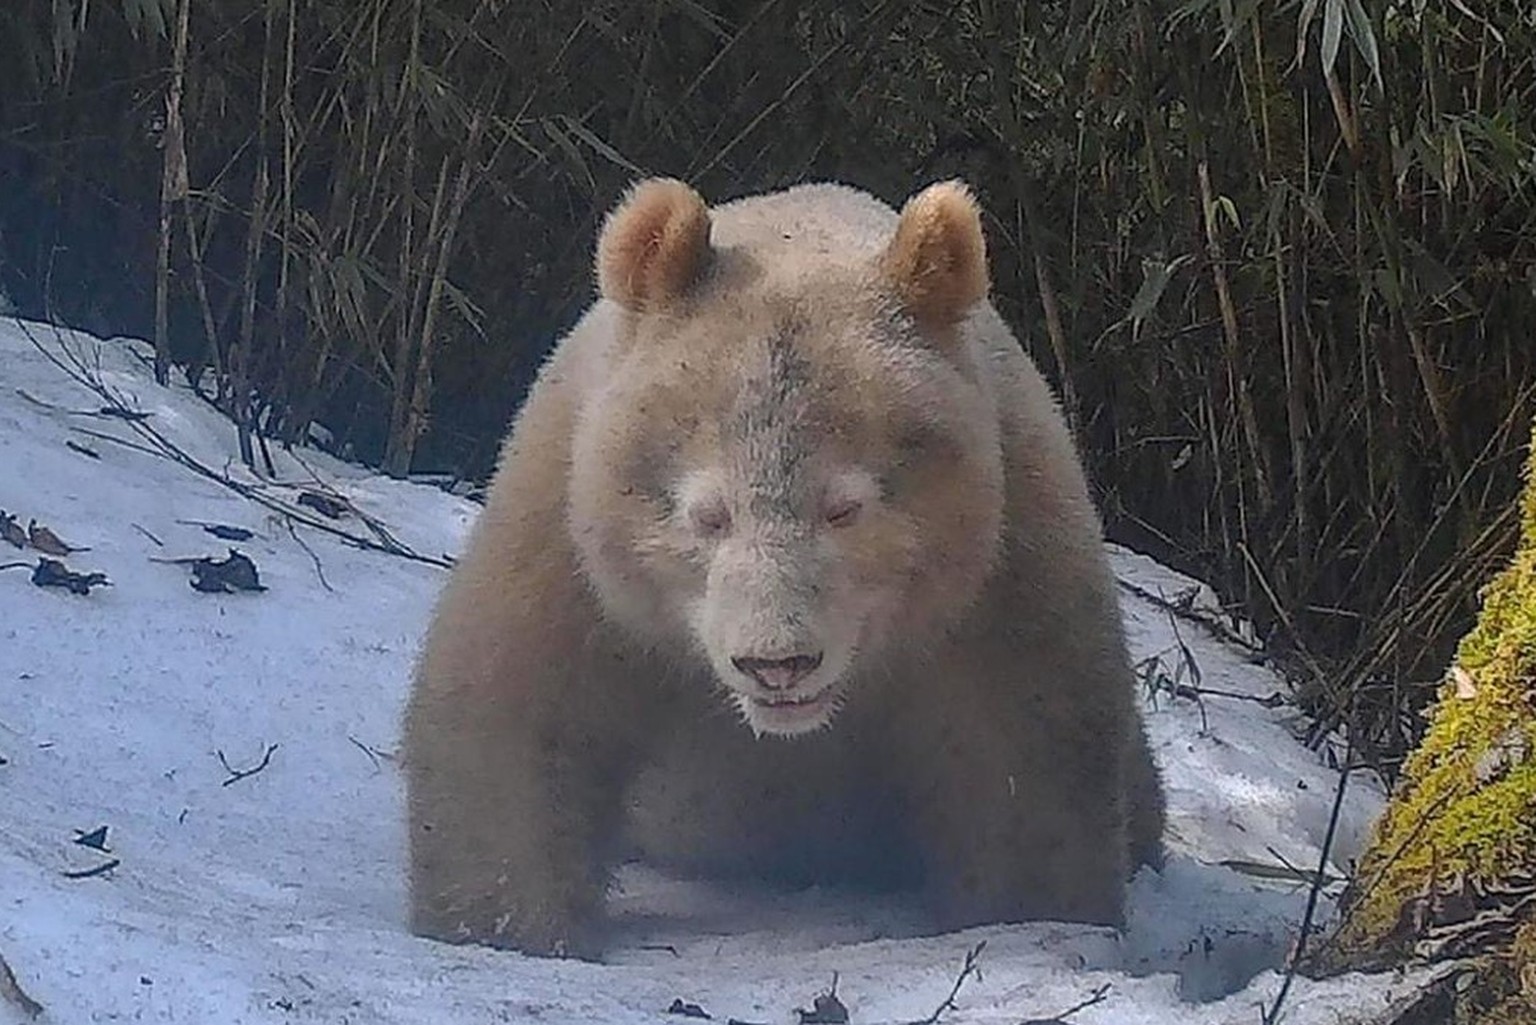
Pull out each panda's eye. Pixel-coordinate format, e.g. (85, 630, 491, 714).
(825, 498, 862, 528)
(690, 502, 732, 538)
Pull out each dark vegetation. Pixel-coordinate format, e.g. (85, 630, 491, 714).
(2, 0, 1534, 776)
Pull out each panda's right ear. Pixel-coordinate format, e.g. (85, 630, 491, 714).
(595, 178, 713, 313)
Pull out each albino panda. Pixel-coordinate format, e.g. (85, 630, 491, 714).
(401, 176, 1166, 958)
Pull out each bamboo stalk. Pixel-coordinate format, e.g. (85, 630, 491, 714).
(153, 0, 192, 387)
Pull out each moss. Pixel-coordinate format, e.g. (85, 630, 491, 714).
(1309, 422, 1536, 1009)
(1438, 923, 1536, 1025)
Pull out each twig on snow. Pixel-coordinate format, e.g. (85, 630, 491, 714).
(217, 743, 279, 786)
(70, 425, 164, 458)
(1019, 981, 1112, 1024)
(1152, 671, 1287, 710)
(641, 943, 682, 957)
(1262, 727, 1356, 1024)
(286, 519, 334, 592)
(176, 519, 258, 541)
(1163, 602, 1204, 693)
(133, 522, 165, 547)
(1115, 575, 1266, 659)
(347, 735, 386, 771)
(13, 387, 74, 413)
(63, 857, 121, 879)
(1180, 684, 1284, 707)
(1260, 845, 1344, 888)
(16, 320, 454, 571)
(903, 940, 986, 1025)
(1136, 650, 1210, 735)
(14, 386, 149, 420)
(796, 972, 848, 1024)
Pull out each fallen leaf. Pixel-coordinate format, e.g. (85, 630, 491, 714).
(0, 951, 43, 1019)
(298, 491, 348, 519)
(667, 998, 712, 1019)
(0, 512, 26, 549)
(32, 558, 111, 595)
(73, 825, 111, 852)
(97, 406, 152, 421)
(28, 519, 90, 556)
(189, 549, 267, 594)
(1450, 664, 1477, 700)
(202, 524, 255, 542)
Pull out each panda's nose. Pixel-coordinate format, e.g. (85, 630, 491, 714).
(730, 652, 824, 690)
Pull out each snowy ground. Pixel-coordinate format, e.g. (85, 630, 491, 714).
(0, 316, 1434, 1024)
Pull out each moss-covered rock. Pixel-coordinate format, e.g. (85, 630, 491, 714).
(1306, 421, 1536, 1020)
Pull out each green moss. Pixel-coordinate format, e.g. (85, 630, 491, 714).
(1313, 423, 1536, 990)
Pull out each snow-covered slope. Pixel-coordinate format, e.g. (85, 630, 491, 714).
(0, 316, 1427, 1023)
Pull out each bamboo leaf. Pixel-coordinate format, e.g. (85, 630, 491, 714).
(658, 0, 731, 39)
(1371, 267, 1404, 312)
(1216, 195, 1241, 232)
(1342, 0, 1384, 92)
(1321, 0, 1343, 77)
(558, 115, 648, 176)
(441, 280, 486, 339)
(1415, 126, 1448, 191)
(1211, 0, 1241, 60)
(540, 117, 596, 194)
(1404, 240, 1475, 313)
(121, 0, 171, 42)
(1295, 0, 1319, 69)
(52, 0, 77, 81)
(1295, 191, 1331, 238)
(1445, 121, 1465, 194)
(1128, 254, 1194, 326)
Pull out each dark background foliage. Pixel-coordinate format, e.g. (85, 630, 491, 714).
(3, 0, 1534, 776)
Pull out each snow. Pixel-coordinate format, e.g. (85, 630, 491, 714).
(0, 315, 1434, 1024)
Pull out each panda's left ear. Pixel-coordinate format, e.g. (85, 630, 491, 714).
(877, 179, 990, 326)
(596, 177, 713, 312)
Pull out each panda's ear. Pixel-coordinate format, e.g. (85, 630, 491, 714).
(878, 179, 990, 326)
(596, 178, 713, 312)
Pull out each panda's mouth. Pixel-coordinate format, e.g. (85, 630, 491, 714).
(742, 684, 839, 735)
(751, 685, 832, 710)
